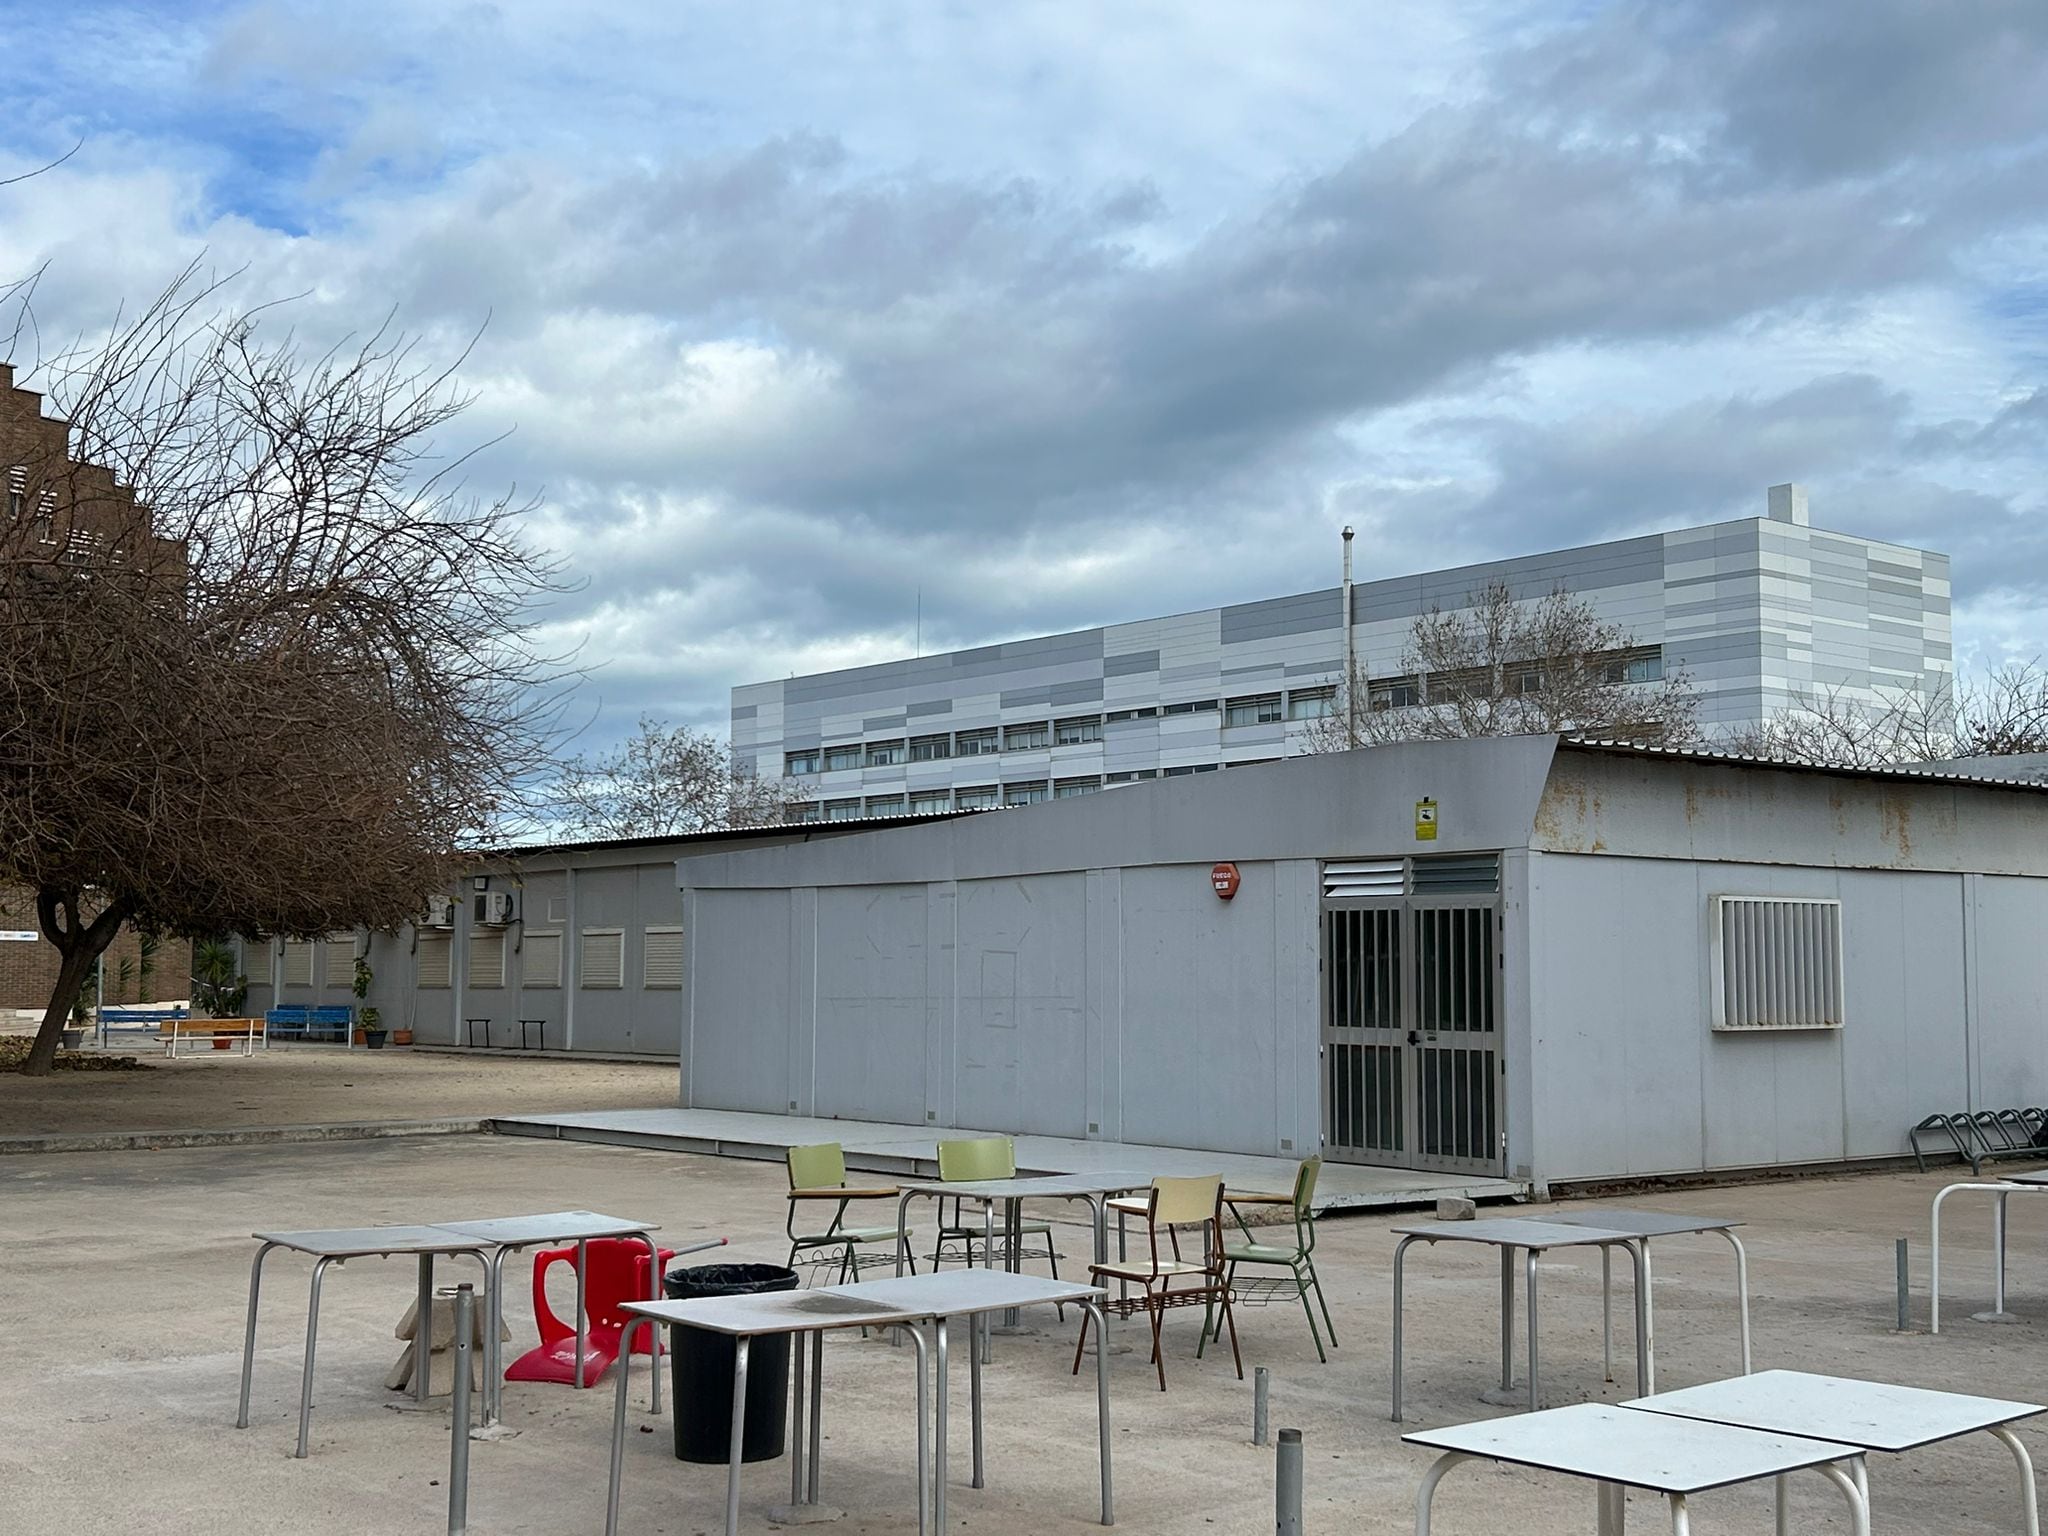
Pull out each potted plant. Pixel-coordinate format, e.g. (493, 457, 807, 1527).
(351, 952, 377, 1046)
(61, 972, 94, 1050)
(191, 939, 248, 1030)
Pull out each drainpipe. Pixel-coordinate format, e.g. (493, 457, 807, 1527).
(1341, 526, 1357, 747)
(564, 863, 578, 1052)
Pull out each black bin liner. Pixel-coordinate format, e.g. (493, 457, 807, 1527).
(664, 1263, 800, 1463)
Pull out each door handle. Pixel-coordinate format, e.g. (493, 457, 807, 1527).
(1406, 1030, 1420, 1046)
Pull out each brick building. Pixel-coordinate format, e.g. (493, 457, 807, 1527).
(0, 888, 192, 1014)
(1, 365, 192, 1015)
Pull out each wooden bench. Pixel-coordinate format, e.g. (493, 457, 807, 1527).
(160, 1016, 262, 1059)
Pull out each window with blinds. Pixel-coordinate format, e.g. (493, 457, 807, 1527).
(416, 935, 452, 989)
(282, 941, 314, 987)
(580, 929, 624, 988)
(468, 932, 506, 988)
(322, 935, 356, 987)
(644, 927, 684, 989)
(1711, 895, 1844, 1031)
(523, 931, 563, 988)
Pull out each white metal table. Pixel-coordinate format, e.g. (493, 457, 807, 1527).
(894, 1171, 1151, 1351)
(607, 1269, 1110, 1536)
(1629, 1369, 2042, 1534)
(236, 1225, 493, 1458)
(431, 1208, 664, 1423)
(1549, 1207, 1753, 1381)
(1405, 1401, 1871, 1535)
(1391, 1217, 1650, 1420)
(1931, 1169, 2048, 1331)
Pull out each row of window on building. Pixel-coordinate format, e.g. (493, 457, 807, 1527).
(780, 649, 1666, 781)
(274, 929, 684, 992)
(783, 758, 1281, 821)
(782, 689, 1335, 777)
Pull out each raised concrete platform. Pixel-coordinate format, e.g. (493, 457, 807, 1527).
(488, 1106, 1528, 1212)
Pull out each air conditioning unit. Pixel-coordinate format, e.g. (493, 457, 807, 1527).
(422, 894, 457, 929)
(475, 891, 517, 926)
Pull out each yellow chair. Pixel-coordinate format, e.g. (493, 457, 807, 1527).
(784, 1143, 915, 1284)
(1072, 1175, 1241, 1391)
(930, 1136, 1062, 1287)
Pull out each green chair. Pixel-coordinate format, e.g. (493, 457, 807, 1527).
(930, 1136, 1062, 1287)
(1218, 1155, 1336, 1362)
(784, 1142, 916, 1284)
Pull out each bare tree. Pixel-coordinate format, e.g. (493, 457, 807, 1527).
(1297, 580, 1699, 751)
(1, 264, 571, 1074)
(551, 717, 807, 839)
(1723, 660, 2048, 767)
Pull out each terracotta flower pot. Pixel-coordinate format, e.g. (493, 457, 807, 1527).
(212, 1036, 232, 1050)
(391, 1029, 414, 1046)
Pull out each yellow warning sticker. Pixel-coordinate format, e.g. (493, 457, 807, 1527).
(1415, 798, 1438, 841)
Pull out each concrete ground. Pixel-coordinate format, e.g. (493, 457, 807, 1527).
(4, 1135, 2045, 1536)
(0, 1047, 677, 1140)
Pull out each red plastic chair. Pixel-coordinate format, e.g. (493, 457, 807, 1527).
(504, 1237, 676, 1388)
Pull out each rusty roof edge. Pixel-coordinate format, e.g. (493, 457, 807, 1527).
(1557, 734, 2048, 794)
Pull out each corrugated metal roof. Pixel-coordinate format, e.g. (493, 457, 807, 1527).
(1560, 735, 2048, 794)
(471, 808, 986, 860)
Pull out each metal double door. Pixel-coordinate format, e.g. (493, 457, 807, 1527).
(1321, 896, 1503, 1175)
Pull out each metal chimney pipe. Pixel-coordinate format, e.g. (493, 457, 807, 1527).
(1341, 527, 1357, 746)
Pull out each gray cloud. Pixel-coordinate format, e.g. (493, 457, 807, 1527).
(4, 0, 2047, 741)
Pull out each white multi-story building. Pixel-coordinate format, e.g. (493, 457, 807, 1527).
(732, 486, 1951, 818)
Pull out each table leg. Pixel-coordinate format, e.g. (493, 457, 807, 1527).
(906, 1325, 930, 1536)
(295, 1256, 333, 1459)
(981, 1202, 995, 1364)
(895, 1189, 915, 1278)
(575, 1238, 589, 1389)
(1390, 1235, 1415, 1422)
(790, 1317, 807, 1506)
(1990, 1425, 2041, 1536)
(808, 1330, 823, 1502)
(1813, 1459, 1870, 1536)
(1665, 1492, 1689, 1536)
(1596, 1480, 1626, 1536)
(236, 1242, 277, 1429)
(970, 1310, 985, 1488)
(1524, 1247, 1540, 1414)
(935, 1317, 950, 1536)
(414, 1253, 434, 1404)
(1089, 1195, 1109, 1265)
(1774, 1473, 1788, 1536)
(605, 1317, 652, 1536)
(1002, 1196, 1024, 1330)
(726, 1336, 751, 1536)
(1718, 1229, 1753, 1373)
(640, 1232, 664, 1415)
(1083, 1299, 1113, 1525)
(1413, 1451, 1470, 1536)
(1931, 1183, 1954, 1333)
(1602, 1245, 1614, 1384)
(484, 1246, 508, 1424)
(1633, 1240, 1655, 1395)
(1500, 1246, 1515, 1393)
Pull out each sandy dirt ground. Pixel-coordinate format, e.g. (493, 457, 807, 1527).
(0, 1047, 677, 1138)
(3, 1132, 2044, 1536)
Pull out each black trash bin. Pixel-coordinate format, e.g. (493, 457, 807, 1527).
(665, 1262, 801, 1464)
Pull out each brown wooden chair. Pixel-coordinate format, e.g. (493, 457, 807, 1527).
(1071, 1174, 1241, 1390)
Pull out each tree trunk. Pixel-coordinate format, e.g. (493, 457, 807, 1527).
(20, 888, 132, 1076)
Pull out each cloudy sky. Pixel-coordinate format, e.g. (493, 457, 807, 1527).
(1, 1, 2044, 747)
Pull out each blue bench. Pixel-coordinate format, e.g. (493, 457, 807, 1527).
(100, 1005, 189, 1026)
(264, 1005, 355, 1044)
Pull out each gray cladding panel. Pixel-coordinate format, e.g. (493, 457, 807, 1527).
(1221, 589, 1341, 643)
(1104, 649, 1161, 677)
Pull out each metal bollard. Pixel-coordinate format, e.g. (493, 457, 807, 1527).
(1275, 1426, 1303, 1536)
(450, 1283, 474, 1536)
(1896, 1238, 1911, 1332)
(1253, 1366, 1270, 1446)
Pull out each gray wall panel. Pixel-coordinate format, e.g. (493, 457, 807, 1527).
(814, 885, 930, 1123)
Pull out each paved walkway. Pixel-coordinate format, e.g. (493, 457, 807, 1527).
(489, 1105, 1527, 1210)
